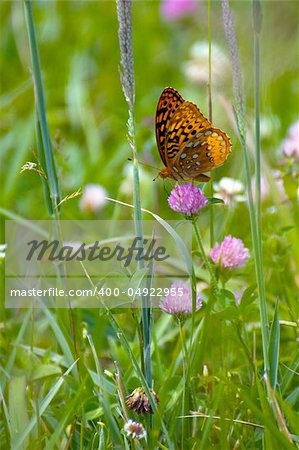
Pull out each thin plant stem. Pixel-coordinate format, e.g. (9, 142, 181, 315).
(192, 219, 218, 294)
(222, 0, 292, 437)
(178, 320, 187, 450)
(208, 0, 214, 247)
(191, 216, 219, 371)
(222, 0, 269, 377)
(116, 0, 152, 391)
(114, 361, 129, 421)
(233, 322, 256, 373)
(180, 413, 265, 429)
(253, 0, 262, 236)
(240, 130, 269, 372)
(81, 263, 174, 448)
(252, 0, 265, 326)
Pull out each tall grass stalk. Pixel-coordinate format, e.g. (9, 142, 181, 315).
(81, 262, 174, 449)
(24, 0, 60, 216)
(24, 0, 82, 385)
(222, 0, 293, 441)
(116, 0, 152, 390)
(253, 0, 262, 235)
(221, 0, 269, 376)
(87, 334, 123, 445)
(208, 0, 214, 247)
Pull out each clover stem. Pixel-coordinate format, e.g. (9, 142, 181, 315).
(192, 218, 218, 294)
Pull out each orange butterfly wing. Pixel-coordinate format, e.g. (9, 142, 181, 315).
(155, 87, 184, 166)
(155, 87, 232, 181)
(172, 126, 232, 179)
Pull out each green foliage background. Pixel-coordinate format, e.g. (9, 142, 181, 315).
(0, 1, 298, 449)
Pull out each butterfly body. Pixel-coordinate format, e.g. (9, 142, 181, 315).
(155, 87, 232, 182)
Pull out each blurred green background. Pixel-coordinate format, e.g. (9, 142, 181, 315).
(0, 1, 298, 224)
(0, 2, 298, 448)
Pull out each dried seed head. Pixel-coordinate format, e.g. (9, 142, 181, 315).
(126, 387, 159, 414)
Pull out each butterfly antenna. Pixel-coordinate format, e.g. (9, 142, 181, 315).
(127, 158, 160, 173)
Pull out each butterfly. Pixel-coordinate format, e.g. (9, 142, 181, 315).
(155, 87, 232, 182)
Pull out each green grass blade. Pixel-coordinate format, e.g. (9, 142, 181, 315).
(9, 376, 29, 449)
(44, 378, 87, 450)
(281, 354, 299, 395)
(199, 383, 224, 450)
(12, 360, 78, 449)
(0, 310, 31, 392)
(87, 334, 123, 445)
(35, 112, 54, 215)
(242, 382, 294, 449)
(0, 383, 12, 444)
(268, 299, 280, 389)
(24, 0, 61, 214)
(107, 312, 174, 450)
(43, 308, 77, 378)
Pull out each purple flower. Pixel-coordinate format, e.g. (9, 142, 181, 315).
(161, 0, 199, 21)
(209, 235, 250, 269)
(160, 281, 202, 316)
(168, 182, 207, 216)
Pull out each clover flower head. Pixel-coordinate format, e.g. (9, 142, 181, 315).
(160, 281, 202, 317)
(124, 419, 146, 440)
(161, 0, 198, 21)
(183, 41, 230, 85)
(214, 177, 245, 204)
(168, 182, 207, 216)
(79, 184, 107, 213)
(209, 235, 249, 269)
